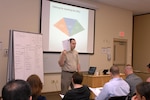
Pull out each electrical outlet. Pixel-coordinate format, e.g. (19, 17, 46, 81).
(4, 49, 8, 57)
(51, 80, 55, 83)
(0, 41, 2, 50)
(55, 80, 58, 83)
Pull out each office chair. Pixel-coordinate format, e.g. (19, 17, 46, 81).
(109, 96, 127, 100)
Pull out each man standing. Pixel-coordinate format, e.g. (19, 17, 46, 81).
(58, 38, 80, 95)
(124, 64, 143, 96)
(95, 65, 129, 100)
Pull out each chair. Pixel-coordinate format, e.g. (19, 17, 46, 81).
(109, 96, 127, 100)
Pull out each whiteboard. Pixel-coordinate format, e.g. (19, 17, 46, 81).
(43, 53, 90, 73)
(12, 30, 44, 82)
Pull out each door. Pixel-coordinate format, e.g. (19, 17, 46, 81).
(113, 39, 127, 72)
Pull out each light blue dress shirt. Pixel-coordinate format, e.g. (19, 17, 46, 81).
(95, 77, 129, 100)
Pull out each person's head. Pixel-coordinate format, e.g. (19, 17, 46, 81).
(69, 38, 76, 50)
(26, 74, 42, 97)
(110, 65, 120, 77)
(2, 79, 32, 100)
(146, 77, 150, 82)
(72, 72, 83, 85)
(124, 64, 133, 76)
(146, 63, 150, 72)
(135, 82, 150, 100)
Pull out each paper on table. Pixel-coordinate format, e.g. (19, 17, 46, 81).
(59, 94, 64, 98)
(62, 39, 70, 51)
(89, 87, 103, 96)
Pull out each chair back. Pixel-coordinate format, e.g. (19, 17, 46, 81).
(109, 96, 127, 100)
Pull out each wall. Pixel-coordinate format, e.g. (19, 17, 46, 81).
(133, 14, 150, 80)
(0, 0, 41, 95)
(0, 0, 133, 94)
(89, 2, 133, 72)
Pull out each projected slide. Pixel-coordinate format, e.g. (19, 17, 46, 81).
(41, 0, 95, 53)
(49, 1, 88, 52)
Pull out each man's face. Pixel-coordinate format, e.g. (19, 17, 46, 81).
(147, 67, 150, 72)
(135, 91, 145, 100)
(136, 92, 141, 100)
(124, 68, 128, 75)
(70, 40, 76, 50)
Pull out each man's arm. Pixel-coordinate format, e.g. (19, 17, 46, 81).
(77, 53, 80, 72)
(58, 50, 66, 67)
(95, 84, 109, 100)
(77, 64, 80, 72)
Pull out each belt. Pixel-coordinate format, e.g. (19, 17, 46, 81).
(63, 71, 76, 73)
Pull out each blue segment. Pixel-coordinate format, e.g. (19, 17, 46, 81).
(64, 18, 76, 35)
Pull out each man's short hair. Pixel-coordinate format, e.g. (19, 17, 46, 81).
(125, 64, 133, 70)
(110, 65, 119, 75)
(69, 38, 75, 43)
(147, 63, 150, 68)
(2, 79, 31, 100)
(136, 82, 150, 100)
(72, 72, 83, 84)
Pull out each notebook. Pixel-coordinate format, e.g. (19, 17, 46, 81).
(89, 87, 103, 96)
(88, 67, 96, 75)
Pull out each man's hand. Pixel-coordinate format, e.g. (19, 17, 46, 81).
(58, 50, 66, 67)
(62, 50, 67, 55)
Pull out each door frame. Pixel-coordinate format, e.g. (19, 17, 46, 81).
(113, 38, 127, 66)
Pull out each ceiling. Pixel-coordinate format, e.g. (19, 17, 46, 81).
(56, 0, 150, 15)
(93, 0, 150, 15)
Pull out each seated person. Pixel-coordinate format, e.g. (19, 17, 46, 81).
(146, 63, 150, 72)
(62, 72, 90, 100)
(124, 64, 143, 96)
(146, 63, 150, 82)
(95, 65, 130, 100)
(132, 82, 150, 100)
(2, 79, 32, 100)
(27, 74, 46, 100)
(146, 77, 150, 82)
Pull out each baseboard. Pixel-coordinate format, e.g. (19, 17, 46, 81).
(42, 91, 61, 95)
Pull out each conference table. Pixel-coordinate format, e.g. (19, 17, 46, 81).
(82, 73, 126, 99)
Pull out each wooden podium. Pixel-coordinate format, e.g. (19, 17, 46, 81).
(82, 74, 126, 99)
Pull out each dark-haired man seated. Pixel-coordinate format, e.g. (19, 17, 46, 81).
(62, 72, 90, 100)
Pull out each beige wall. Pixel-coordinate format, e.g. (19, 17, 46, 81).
(90, 3, 133, 72)
(0, 0, 133, 94)
(0, 0, 41, 95)
(133, 14, 150, 80)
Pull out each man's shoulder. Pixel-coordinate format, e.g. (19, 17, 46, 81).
(73, 50, 78, 53)
(67, 50, 78, 54)
(103, 80, 112, 87)
(66, 89, 76, 94)
(126, 73, 142, 80)
(108, 77, 128, 85)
